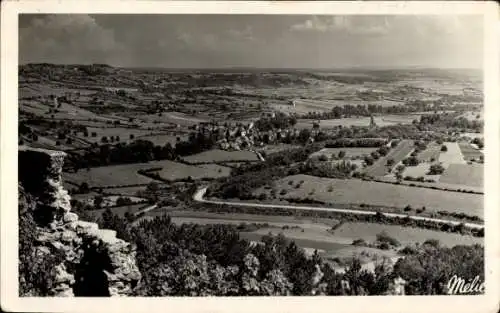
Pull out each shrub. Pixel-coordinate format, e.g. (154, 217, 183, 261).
(318, 155, 328, 162)
(399, 245, 418, 255)
(352, 239, 366, 246)
(441, 145, 448, 152)
(428, 164, 445, 175)
(423, 239, 440, 248)
(379, 242, 390, 250)
(280, 189, 287, 195)
(376, 231, 400, 247)
(288, 180, 294, 186)
(404, 205, 412, 212)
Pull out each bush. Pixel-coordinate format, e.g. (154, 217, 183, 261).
(280, 189, 287, 195)
(379, 242, 390, 250)
(428, 164, 445, 175)
(352, 239, 366, 246)
(404, 205, 412, 212)
(399, 245, 418, 255)
(376, 231, 400, 247)
(423, 239, 440, 248)
(318, 155, 328, 162)
(441, 145, 448, 152)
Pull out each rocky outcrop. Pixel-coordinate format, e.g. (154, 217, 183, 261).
(19, 146, 141, 297)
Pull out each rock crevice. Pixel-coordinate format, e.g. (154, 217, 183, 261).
(19, 147, 141, 297)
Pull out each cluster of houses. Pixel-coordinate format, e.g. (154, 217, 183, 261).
(193, 117, 322, 152)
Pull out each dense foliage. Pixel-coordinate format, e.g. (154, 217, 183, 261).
(92, 209, 485, 296)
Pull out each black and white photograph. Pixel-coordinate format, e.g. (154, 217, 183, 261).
(1, 1, 499, 313)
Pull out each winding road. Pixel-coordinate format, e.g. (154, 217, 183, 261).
(193, 187, 483, 230)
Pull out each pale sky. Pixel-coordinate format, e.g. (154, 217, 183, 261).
(19, 14, 484, 69)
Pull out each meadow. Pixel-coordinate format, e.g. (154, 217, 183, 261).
(182, 149, 260, 164)
(439, 142, 466, 165)
(417, 142, 441, 162)
(63, 163, 158, 187)
(364, 139, 414, 177)
(135, 133, 189, 146)
(63, 160, 232, 188)
(310, 147, 377, 159)
(439, 164, 483, 187)
(332, 222, 484, 247)
(151, 161, 231, 181)
(458, 142, 483, 161)
(260, 174, 483, 217)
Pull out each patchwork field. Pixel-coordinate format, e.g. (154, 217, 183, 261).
(258, 174, 483, 217)
(63, 160, 232, 187)
(439, 164, 483, 187)
(401, 163, 432, 178)
(332, 222, 484, 247)
(458, 142, 483, 161)
(63, 163, 158, 187)
(135, 133, 189, 146)
(256, 144, 301, 155)
(137, 111, 208, 127)
(439, 142, 466, 165)
(182, 149, 260, 164)
(364, 139, 414, 177)
(81, 127, 155, 143)
(459, 111, 483, 121)
(310, 148, 377, 159)
(417, 143, 441, 162)
(461, 132, 483, 140)
(151, 161, 231, 180)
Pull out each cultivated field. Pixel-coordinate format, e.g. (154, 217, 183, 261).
(81, 127, 155, 143)
(182, 149, 260, 164)
(417, 142, 441, 162)
(461, 132, 483, 140)
(63, 163, 158, 187)
(459, 111, 483, 121)
(256, 144, 301, 155)
(135, 133, 189, 146)
(332, 222, 484, 247)
(458, 142, 483, 161)
(364, 139, 414, 176)
(310, 148, 377, 159)
(151, 160, 231, 180)
(63, 160, 231, 187)
(439, 164, 483, 187)
(137, 111, 208, 127)
(439, 142, 466, 165)
(259, 174, 483, 217)
(401, 163, 432, 178)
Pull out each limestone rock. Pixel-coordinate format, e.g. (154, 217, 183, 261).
(19, 147, 141, 297)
